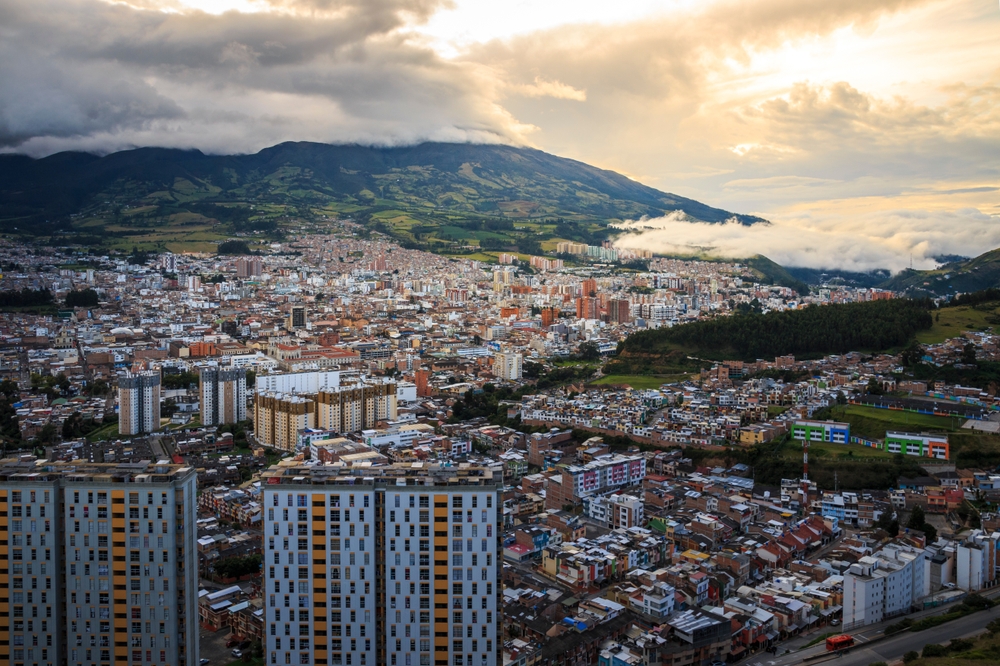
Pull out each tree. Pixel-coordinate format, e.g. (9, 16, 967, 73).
(577, 341, 600, 361)
(0, 380, 20, 401)
(64, 289, 100, 308)
(866, 377, 884, 395)
(35, 422, 58, 445)
(902, 651, 919, 663)
(907, 505, 926, 530)
(963, 343, 978, 364)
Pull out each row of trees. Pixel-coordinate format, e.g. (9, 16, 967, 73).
(0, 288, 53, 308)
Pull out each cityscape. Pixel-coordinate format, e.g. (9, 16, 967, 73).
(2, 2, 999, 666)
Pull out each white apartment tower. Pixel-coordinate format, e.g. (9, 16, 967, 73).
(199, 367, 247, 426)
(118, 371, 161, 436)
(0, 459, 199, 666)
(262, 464, 500, 666)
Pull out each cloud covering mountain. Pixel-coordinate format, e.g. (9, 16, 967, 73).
(0, 0, 997, 270)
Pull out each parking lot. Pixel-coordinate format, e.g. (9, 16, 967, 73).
(199, 625, 235, 665)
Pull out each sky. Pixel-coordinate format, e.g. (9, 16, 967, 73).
(1, 0, 998, 271)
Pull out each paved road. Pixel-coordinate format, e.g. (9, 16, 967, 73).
(744, 606, 1000, 666)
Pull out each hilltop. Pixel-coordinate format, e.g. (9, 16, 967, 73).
(0, 142, 765, 253)
(883, 247, 1000, 297)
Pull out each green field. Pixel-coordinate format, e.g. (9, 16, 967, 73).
(916, 304, 1000, 344)
(779, 438, 896, 461)
(590, 374, 690, 389)
(833, 404, 963, 438)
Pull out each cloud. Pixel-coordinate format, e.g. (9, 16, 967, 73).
(0, 0, 525, 154)
(511, 76, 586, 101)
(613, 208, 1000, 273)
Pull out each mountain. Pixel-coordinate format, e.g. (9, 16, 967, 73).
(882, 248, 1000, 297)
(0, 142, 766, 252)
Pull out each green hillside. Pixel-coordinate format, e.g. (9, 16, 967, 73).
(882, 248, 1000, 297)
(0, 142, 766, 252)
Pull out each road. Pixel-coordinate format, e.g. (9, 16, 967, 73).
(744, 606, 1000, 666)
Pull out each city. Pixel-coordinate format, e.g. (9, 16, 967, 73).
(2, 1, 999, 666)
(0, 222, 997, 666)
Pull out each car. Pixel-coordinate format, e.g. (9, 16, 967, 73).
(830, 619, 840, 626)
(200, 660, 210, 665)
(231, 650, 242, 658)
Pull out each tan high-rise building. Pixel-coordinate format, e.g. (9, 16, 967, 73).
(235, 256, 263, 279)
(0, 459, 199, 666)
(118, 371, 161, 436)
(254, 379, 397, 451)
(261, 463, 500, 666)
(254, 394, 316, 452)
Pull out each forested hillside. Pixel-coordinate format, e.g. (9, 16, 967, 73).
(608, 298, 933, 373)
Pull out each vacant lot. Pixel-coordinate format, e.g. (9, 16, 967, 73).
(916, 304, 999, 344)
(591, 374, 689, 389)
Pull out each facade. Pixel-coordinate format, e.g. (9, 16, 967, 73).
(606, 299, 631, 324)
(791, 420, 850, 444)
(254, 379, 398, 451)
(955, 531, 999, 591)
(842, 544, 927, 630)
(199, 366, 247, 426)
(118, 370, 161, 436)
(492, 352, 523, 381)
(584, 493, 644, 529)
(287, 306, 307, 330)
(236, 256, 263, 278)
(261, 463, 500, 666)
(883, 432, 950, 459)
(546, 455, 646, 510)
(256, 370, 342, 395)
(0, 459, 199, 666)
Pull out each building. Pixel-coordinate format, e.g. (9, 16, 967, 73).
(883, 432, 950, 459)
(261, 463, 500, 666)
(492, 352, 523, 381)
(118, 370, 161, 436)
(200, 366, 247, 426)
(842, 544, 928, 630)
(581, 279, 597, 298)
(287, 306, 307, 330)
(607, 299, 631, 324)
(792, 420, 850, 444)
(236, 256, 263, 278)
(256, 370, 342, 395)
(0, 458, 199, 666)
(584, 493, 644, 529)
(254, 379, 398, 451)
(575, 297, 599, 320)
(545, 454, 646, 510)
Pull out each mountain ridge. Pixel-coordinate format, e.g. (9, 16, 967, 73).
(0, 142, 766, 248)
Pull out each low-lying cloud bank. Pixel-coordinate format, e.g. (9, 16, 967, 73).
(612, 208, 1000, 273)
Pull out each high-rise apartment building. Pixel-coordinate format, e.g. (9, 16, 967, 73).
(607, 299, 632, 324)
(581, 278, 597, 298)
(254, 379, 398, 451)
(199, 367, 247, 426)
(261, 463, 500, 666)
(575, 297, 599, 320)
(492, 352, 522, 381)
(236, 256, 263, 279)
(0, 459, 199, 666)
(118, 371, 161, 436)
(287, 306, 307, 330)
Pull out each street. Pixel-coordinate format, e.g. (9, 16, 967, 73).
(744, 606, 999, 666)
